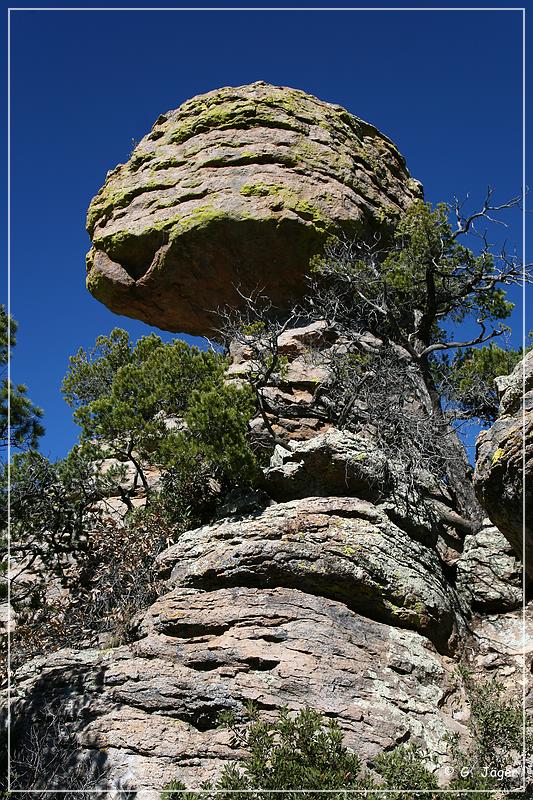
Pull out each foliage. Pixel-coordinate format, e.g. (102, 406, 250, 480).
(438, 337, 531, 424)
(371, 744, 439, 795)
(445, 672, 527, 797)
(1, 440, 172, 675)
(3, 446, 113, 584)
(324, 343, 456, 485)
(0, 305, 44, 453)
(183, 384, 257, 485)
(62, 330, 257, 498)
(310, 200, 521, 356)
(2, 330, 259, 677)
(309, 199, 526, 414)
(151, 453, 220, 528)
(4, 499, 173, 675)
(162, 677, 530, 799)
(1, 700, 110, 799)
(61, 327, 135, 409)
(164, 705, 363, 800)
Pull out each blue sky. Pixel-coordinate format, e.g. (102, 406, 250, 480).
(3, 3, 530, 459)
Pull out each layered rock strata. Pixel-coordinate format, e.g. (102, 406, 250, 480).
(7, 325, 528, 794)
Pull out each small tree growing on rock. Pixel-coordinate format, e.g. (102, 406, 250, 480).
(218, 194, 529, 517)
(62, 329, 257, 508)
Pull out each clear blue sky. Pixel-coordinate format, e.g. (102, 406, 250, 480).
(2, 3, 530, 460)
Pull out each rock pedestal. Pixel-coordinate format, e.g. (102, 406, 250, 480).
(6, 324, 527, 794)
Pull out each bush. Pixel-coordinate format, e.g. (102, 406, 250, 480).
(162, 678, 530, 799)
(372, 744, 438, 793)
(445, 672, 527, 797)
(163, 705, 363, 800)
(5, 512, 170, 674)
(437, 342, 529, 424)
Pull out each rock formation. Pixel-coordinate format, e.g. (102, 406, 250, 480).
(7, 324, 529, 794)
(474, 350, 532, 576)
(85, 82, 422, 335)
(4, 85, 529, 796)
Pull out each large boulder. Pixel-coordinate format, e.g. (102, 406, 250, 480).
(86, 82, 422, 335)
(9, 587, 460, 792)
(156, 496, 462, 653)
(474, 350, 533, 577)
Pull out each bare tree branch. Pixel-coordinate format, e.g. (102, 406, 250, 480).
(420, 320, 504, 358)
(452, 187, 521, 240)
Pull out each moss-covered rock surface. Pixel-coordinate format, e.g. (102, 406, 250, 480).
(86, 81, 422, 335)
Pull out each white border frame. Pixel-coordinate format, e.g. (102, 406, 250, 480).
(5, 4, 528, 794)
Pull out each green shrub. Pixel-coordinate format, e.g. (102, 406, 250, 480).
(372, 744, 438, 793)
(163, 705, 362, 800)
(162, 679, 530, 799)
(445, 674, 527, 797)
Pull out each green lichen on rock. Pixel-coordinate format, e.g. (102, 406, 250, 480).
(168, 97, 304, 146)
(383, 597, 430, 629)
(239, 183, 334, 234)
(491, 447, 505, 465)
(85, 81, 423, 335)
(87, 179, 178, 236)
(169, 204, 249, 237)
(239, 183, 284, 197)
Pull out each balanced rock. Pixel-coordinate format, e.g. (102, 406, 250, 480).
(86, 82, 422, 335)
(474, 350, 533, 576)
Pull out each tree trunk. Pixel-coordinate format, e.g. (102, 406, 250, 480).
(419, 358, 483, 525)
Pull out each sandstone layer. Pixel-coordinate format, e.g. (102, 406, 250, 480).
(86, 82, 422, 335)
(6, 323, 528, 795)
(474, 350, 532, 577)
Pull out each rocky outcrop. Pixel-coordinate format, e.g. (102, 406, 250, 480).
(10, 588, 459, 792)
(86, 82, 422, 335)
(10, 592, 531, 794)
(474, 350, 532, 576)
(456, 521, 522, 612)
(263, 430, 388, 500)
(7, 321, 528, 794)
(7, 85, 527, 794)
(156, 496, 462, 654)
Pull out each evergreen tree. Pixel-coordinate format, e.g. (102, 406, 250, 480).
(62, 330, 257, 499)
(0, 305, 44, 454)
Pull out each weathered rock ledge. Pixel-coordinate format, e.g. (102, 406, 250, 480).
(156, 495, 462, 654)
